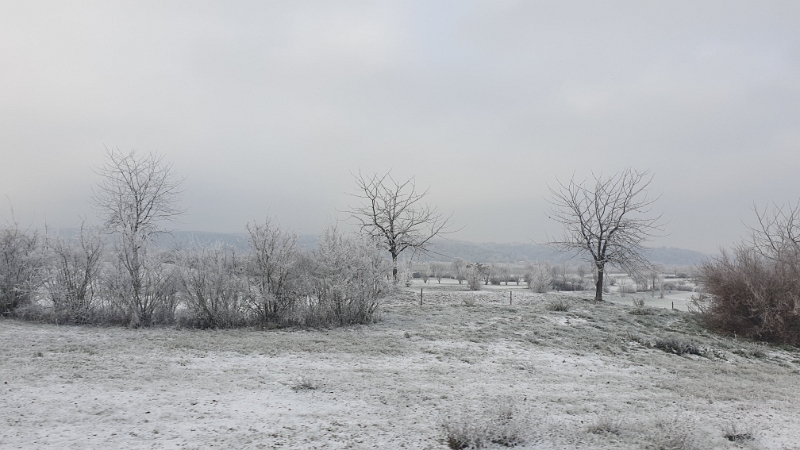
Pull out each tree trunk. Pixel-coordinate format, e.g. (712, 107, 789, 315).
(594, 266, 604, 302)
(391, 253, 398, 283)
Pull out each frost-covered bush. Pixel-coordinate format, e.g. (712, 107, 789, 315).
(302, 228, 389, 326)
(178, 243, 248, 328)
(0, 224, 45, 315)
(103, 248, 180, 327)
(696, 246, 800, 346)
(45, 227, 105, 323)
(244, 218, 302, 324)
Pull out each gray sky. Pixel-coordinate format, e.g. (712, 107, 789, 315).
(2, 1, 799, 254)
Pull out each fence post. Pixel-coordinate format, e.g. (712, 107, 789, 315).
(510, 291, 512, 306)
(420, 288, 423, 306)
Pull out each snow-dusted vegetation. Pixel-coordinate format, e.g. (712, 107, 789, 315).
(3, 288, 799, 449)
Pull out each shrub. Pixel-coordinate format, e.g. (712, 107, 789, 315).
(178, 243, 249, 328)
(103, 250, 180, 327)
(44, 227, 104, 324)
(302, 227, 389, 326)
(631, 297, 645, 308)
(696, 247, 800, 346)
(0, 224, 45, 315)
(244, 218, 301, 324)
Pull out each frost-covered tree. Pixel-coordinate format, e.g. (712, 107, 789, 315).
(430, 262, 447, 284)
(93, 148, 184, 325)
(451, 258, 467, 285)
(525, 263, 552, 293)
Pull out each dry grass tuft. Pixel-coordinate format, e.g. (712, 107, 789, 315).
(652, 337, 701, 356)
(587, 415, 623, 435)
(441, 401, 527, 449)
(546, 299, 570, 312)
(291, 376, 319, 391)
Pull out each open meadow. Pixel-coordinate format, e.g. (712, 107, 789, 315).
(2, 288, 799, 449)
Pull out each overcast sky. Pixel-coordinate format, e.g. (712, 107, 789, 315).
(2, 1, 799, 254)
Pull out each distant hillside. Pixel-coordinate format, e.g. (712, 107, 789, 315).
(412, 239, 711, 267)
(153, 231, 320, 252)
(56, 229, 710, 267)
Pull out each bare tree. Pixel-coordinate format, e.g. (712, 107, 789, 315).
(750, 201, 800, 262)
(348, 171, 452, 282)
(430, 262, 447, 284)
(548, 169, 662, 302)
(497, 264, 511, 285)
(93, 148, 185, 326)
(419, 263, 431, 284)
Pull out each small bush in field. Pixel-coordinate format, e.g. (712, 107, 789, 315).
(631, 297, 645, 308)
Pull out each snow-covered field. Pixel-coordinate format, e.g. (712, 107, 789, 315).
(2, 289, 799, 449)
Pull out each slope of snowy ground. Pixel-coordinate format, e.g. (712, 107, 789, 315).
(2, 290, 799, 449)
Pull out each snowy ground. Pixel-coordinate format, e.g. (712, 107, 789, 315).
(2, 289, 800, 449)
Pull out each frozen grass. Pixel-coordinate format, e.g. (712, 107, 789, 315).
(1, 290, 799, 448)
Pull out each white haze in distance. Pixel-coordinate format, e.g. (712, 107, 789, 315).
(1, 1, 799, 254)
